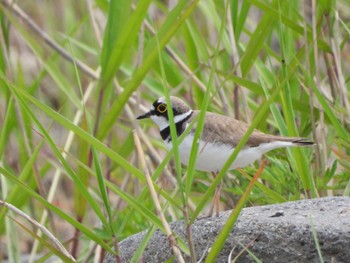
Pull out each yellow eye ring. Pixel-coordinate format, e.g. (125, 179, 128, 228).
(157, 104, 167, 113)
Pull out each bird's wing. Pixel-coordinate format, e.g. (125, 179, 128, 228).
(190, 111, 269, 148)
(188, 111, 313, 148)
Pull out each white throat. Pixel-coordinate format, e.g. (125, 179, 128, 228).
(151, 110, 193, 131)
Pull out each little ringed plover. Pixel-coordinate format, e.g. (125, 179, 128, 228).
(137, 96, 313, 172)
(137, 96, 314, 215)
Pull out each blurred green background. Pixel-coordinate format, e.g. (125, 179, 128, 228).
(0, 0, 349, 262)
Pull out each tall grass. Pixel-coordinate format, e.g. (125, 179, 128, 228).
(0, 0, 349, 262)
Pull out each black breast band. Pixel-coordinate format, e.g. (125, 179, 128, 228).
(160, 112, 193, 142)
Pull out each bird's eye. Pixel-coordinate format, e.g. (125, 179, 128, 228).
(157, 104, 167, 113)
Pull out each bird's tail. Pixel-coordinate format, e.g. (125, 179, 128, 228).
(290, 138, 315, 146)
(262, 134, 314, 146)
(274, 136, 315, 146)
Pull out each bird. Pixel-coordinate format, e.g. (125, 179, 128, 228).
(137, 96, 314, 216)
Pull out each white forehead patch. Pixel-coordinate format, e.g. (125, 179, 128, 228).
(157, 97, 166, 104)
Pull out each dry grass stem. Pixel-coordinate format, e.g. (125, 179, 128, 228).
(141, 15, 221, 105)
(86, 0, 103, 48)
(29, 73, 99, 261)
(133, 131, 185, 263)
(0, 200, 75, 262)
(0, 0, 99, 80)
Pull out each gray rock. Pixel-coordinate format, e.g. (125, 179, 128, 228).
(104, 197, 350, 263)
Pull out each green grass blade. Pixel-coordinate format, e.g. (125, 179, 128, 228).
(240, 15, 274, 76)
(204, 162, 263, 262)
(9, 217, 75, 263)
(0, 140, 44, 225)
(191, 77, 283, 222)
(1, 8, 81, 108)
(6, 81, 109, 227)
(184, 0, 231, 199)
(0, 96, 14, 158)
(97, 0, 200, 140)
(0, 166, 113, 253)
(2, 81, 145, 180)
(100, 0, 151, 87)
(298, 65, 348, 140)
(309, 215, 324, 263)
(129, 225, 157, 263)
(247, 0, 331, 52)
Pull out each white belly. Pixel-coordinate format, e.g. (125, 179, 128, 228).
(165, 134, 294, 172)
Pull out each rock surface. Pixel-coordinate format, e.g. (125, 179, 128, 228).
(104, 197, 350, 263)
